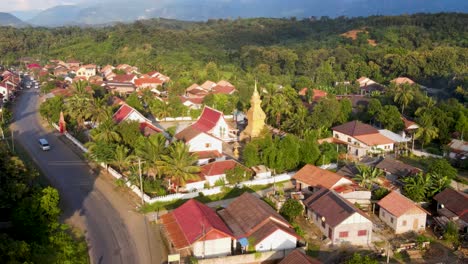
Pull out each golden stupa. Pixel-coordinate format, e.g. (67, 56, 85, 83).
(241, 81, 266, 140)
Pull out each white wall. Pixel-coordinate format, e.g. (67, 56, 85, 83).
(185, 180, 206, 192)
(379, 208, 426, 234)
(334, 130, 394, 157)
(255, 229, 297, 252)
(126, 111, 146, 123)
(307, 210, 372, 245)
(211, 117, 230, 139)
(333, 213, 373, 245)
(193, 237, 232, 258)
(331, 178, 354, 189)
(188, 133, 223, 153)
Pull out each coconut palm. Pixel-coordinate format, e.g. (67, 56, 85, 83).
(135, 133, 167, 178)
(90, 119, 121, 143)
(355, 165, 383, 189)
(158, 141, 200, 192)
(111, 145, 135, 172)
(91, 97, 113, 124)
(66, 94, 92, 128)
(394, 84, 414, 115)
(415, 113, 439, 150)
(71, 80, 91, 96)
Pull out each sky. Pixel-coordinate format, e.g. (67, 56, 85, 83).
(1, 0, 86, 12)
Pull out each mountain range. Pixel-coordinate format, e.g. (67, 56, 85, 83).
(1, 0, 467, 27)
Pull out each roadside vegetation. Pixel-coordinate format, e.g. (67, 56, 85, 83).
(0, 142, 88, 263)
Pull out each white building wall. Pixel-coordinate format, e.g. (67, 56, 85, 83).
(206, 174, 226, 186)
(211, 117, 230, 139)
(0, 86, 10, 101)
(379, 208, 426, 234)
(193, 237, 232, 258)
(307, 211, 372, 245)
(333, 213, 373, 245)
(185, 180, 206, 192)
(333, 131, 394, 157)
(126, 111, 146, 123)
(331, 178, 354, 189)
(379, 208, 397, 231)
(255, 229, 297, 252)
(188, 133, 223, 153)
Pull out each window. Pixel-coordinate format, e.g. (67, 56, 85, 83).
(402, 220, 407, 226)
(382, 211, 386, 217)
(205, 143, 211, 148)
(358, 230, 367, 236)
(339, 231, 349, 238)
(321, 218, 326, 228)
(347, 137, 352, 143)
(334, 134, 339, 139)
(390, 217, 394, 224)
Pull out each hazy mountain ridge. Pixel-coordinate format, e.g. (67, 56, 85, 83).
(10, 0, 468, 27)
(0, 12, 28, 27)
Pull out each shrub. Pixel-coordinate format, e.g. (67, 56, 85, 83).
(280, 199, 303, 221)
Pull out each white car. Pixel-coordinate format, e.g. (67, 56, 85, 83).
(38, 138, 50, 151)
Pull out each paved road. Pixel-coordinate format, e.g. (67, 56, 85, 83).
(11, 89, 166, 264)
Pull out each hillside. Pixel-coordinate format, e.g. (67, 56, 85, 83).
(1, 13, 467, 100)
(0, 12, 27, 27)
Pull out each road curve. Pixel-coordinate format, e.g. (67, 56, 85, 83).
(11, 89, 165, 264)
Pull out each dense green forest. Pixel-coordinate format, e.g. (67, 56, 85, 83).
(0, 142, 88, 263)
(1, 13, 467, 101)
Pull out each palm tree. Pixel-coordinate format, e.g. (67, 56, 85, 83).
(66, 94, 92, 128)
(72, 80, 91, 97)
(91, 97, 113, 124)
(394, 84, 414, 115)
(135, 133, 167, 178)
(111, 145, 135, 172)
(158, 141, 200, 192)
(90, 119, 121, 143)
(415, 113, 439, 150)
(284, 105, 309, 136)
(355, 165, 382, 189)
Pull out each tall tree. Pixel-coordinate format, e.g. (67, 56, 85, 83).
(393, 84, 414, 115)
(158, 141, 200, 191)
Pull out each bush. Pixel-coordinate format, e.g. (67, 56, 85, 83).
(280, 199, 303, 221)
(372, 188, 390, 200)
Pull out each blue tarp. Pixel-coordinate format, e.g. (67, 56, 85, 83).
(239, 238, 249, 247)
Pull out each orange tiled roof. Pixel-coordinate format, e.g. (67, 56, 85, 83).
(292, 164, 348, 189)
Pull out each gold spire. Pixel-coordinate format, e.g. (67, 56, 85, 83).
(241, 81, 266, 140)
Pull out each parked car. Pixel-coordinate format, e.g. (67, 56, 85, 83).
(38, 138, 50, 151)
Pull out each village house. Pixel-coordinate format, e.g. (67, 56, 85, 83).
(103, 81, 136, 95)
(65, 59, 80, 69)
(186, 83, 209, 98)
(433, 188, 468, 233)
(298, 88, 328, 101)
(447, 139, 468, 160)
(179, 96, 203, 110)
(145, 71, 170, 83)
(160, 199, 235, 258)
(112, 74, 137, 84)
(374, 157, 421, 183)
(303, 188, 373, 245)
(0, 80, 15, 102)
(332, 120, 394, 158)
(116, 64, 139, 74)
(174, 125, 224, 165)
(200, 160, 249, 186)
(134, 77, 164, 90)
(292, 164, 353, 193)
(401, 116, 420, 140)
(357, 76, 385, 95)
(279, 249, 322, 264)
(218, 193, 299, 252)
(53, 65, 69, 77)
(76, 64, 97, 80)
(391, 77, 416, 86)
(377, 191, 428, 234)
(112, 104, 162, 136)
(100, 64, 116, 80)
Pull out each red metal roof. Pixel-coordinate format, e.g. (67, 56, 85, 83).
(192, 106, 223, 133)
(161, 199, 234, 249)
(112, 104, 134, 123)
(332, 120, 379, 136)
(200, 160, 241, 177)
(139, 122, 162, 135)
(211, 85, 236, 95)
